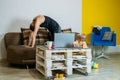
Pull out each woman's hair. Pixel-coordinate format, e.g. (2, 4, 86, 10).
(30, 16, 39, 31)
(30, 23, 34, 31)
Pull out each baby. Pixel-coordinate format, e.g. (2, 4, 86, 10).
(74, 33, 88, 48)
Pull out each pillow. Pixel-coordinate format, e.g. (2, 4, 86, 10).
(62, 28, 72, 33)
(102, 32, 113, 41)
(22, 30, 31, 46)
(21, 28, 49, 46)
(36, 29, 49, 45)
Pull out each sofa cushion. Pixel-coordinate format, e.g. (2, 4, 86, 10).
(21, 28, 49, 46)
(7, 45, 35, 64)
(102, 32, 113, 41)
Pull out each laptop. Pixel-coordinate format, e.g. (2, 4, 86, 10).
(54, 33, 75, 49)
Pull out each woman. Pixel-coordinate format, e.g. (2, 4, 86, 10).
(29, 15, 61, 47)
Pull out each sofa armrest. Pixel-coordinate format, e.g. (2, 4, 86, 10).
(4, 32, 23, 48)
(112, 33, 116, 46)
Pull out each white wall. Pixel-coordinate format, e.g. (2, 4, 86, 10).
(0, 0, 82, 59)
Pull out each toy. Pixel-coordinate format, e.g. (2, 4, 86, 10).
(91, 61, 99, 69)
(54, 73, 65, 80)
(55, 73, 59, 78)
(52, 44, 55, 49)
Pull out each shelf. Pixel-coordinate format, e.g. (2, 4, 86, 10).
(51, 67, 67, 70)
(36, 65, 45, 76)
(36, 54, 45, 60)
(72, 56, 87, 59)
(72, 64, 86, 68)
(36, 61, 45, 68)
(51, 59, 66, 61)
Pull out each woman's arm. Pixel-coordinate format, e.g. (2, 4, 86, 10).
(31, 15, 45, 47)
(31, 23, 39, 48)
(28, 31, 33, 46)
(31, 33, 36, 48)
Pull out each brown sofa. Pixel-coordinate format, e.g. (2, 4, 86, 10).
(4, 28, 49, 65)
(4, 28, 78, 65)
(4, 32, 36, 65)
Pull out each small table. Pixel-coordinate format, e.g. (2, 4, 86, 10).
(36, 45, 92, 79)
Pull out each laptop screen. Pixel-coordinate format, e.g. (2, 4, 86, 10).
(54, 33, 75, 48)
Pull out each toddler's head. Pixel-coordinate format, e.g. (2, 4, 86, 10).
(77, 34, 86, 42)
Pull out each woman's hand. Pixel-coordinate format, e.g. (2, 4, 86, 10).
(24, 45, 33, 48)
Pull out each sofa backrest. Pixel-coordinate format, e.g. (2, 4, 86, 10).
(4, 32, 23, 48)
(92, 27, 111, 41)
(21, 28, 49, 46)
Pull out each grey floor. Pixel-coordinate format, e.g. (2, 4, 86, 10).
(0, 53, 120, 80)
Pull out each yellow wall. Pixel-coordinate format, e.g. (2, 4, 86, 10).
(82, 0, 120, 44)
